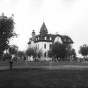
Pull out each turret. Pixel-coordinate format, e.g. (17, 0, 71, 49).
(40, 22, 48, 35)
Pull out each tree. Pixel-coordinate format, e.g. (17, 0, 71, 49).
(65, 44, 72, 56)
(70, 49, 76, 57)
(37, 49, 43, 58)
(0, 13, 17, 56)
(79, 44, 88, 59)
(66, 44, 76, 60)
(26, 48, 37, 58)
(9, 44, 18, 55)
(48, 50, 53, 58)
(17, 50, 25, 58)
(48, 42, 66, 61)
(3, 53, 12, 61)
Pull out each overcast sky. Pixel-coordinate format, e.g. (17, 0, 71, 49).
(0, 0, 88, 56)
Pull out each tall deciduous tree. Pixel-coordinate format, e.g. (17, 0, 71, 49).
(79, 44, 88, 59)
(48, 42, 66, 61)
(0, 13, 17, 55)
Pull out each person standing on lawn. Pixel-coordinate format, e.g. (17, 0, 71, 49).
(9, 55, 13, 69)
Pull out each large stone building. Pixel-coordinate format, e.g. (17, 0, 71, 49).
(28, 22, 73, 60)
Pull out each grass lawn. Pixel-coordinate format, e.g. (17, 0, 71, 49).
(0, 61, 88, 88)
(0, 68, 88, 88)
(1, 60, 88, 66)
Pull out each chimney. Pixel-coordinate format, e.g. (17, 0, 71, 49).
(56, 32, 58, 35)
(32, 30, 35, 41)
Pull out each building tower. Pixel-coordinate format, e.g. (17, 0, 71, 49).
(32, 30, 35, 41)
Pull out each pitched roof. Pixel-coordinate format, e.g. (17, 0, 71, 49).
(61, 35, 74, 43)
(28, 34, 73, 44)
(28, 22, 73, 44)
(34, 34, 73, 43)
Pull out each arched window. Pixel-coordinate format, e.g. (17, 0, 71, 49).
(44, 52, 46, 57)
(54, 36, 62, 44)
(38, 37, 39, 40)
(50, 37, 52, 40)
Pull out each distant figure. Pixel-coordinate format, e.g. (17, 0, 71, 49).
(24, 56, 26, 61)
(24, 56, 27, 65)
(9, 58, 13, 69)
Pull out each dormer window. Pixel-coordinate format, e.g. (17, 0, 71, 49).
(50, 37, 52, 40)
(45, 37, 47, 40)
(38, 37, 39, 40)
(66, 38, 69, 41)
(68, 39, 70, 42)
(64, 38, 66, 41)
(47, 37, 49, 40)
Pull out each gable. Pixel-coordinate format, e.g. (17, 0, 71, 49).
(54, 36, 62, 44)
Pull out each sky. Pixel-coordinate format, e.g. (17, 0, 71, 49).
(0, 0, 88, 56)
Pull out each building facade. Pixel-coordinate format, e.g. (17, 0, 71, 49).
(28, 22, 73, 60)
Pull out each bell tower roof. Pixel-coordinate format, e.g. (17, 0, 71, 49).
(40, 22, 48, 35)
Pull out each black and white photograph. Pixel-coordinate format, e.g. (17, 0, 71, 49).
(0, 0, 88, 88)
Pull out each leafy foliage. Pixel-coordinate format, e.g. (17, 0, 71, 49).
(26, 48, 37, 58)
(66, 44, 76, 58)
(48, 42, 66, 60)
(37, 49, 43, 58)
(17, 50, 25, 58)
(3, 53, 12, 61)
(9, 44, 18, 55)
(79, 44, 88, 58)
(0, 13, 17, 55)
(48, 50, 53, 58)
(69, 49, 76, 56)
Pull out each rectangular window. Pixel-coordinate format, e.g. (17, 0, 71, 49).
(44, 44, 46, 49)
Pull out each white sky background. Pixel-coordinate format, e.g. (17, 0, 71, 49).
(0, 0, 88, 56)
